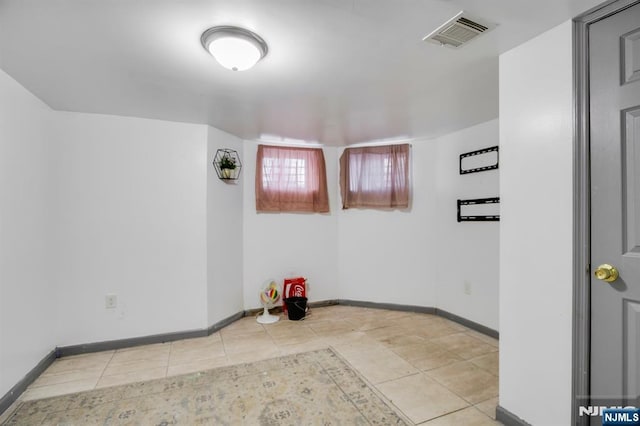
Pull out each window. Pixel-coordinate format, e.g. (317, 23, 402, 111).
(262, 157, 306, 189)
(339, 144, 410, 209)
(255, 145, 329, 213)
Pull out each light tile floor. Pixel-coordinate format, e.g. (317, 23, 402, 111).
(5, 306, 500, 425)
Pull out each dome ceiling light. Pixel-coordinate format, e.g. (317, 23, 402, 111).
(201, 25, 268, 71)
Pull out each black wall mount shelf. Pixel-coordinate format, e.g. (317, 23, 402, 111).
(459, 145, 499, 175)
(457, 197, 500, 222)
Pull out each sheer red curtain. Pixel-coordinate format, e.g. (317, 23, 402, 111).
(255, 145, 330, 213)
(339, 144, 410, 209)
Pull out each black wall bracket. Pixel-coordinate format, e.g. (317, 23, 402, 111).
(459, 145, 499, 175)
(457, 197, 500, 222)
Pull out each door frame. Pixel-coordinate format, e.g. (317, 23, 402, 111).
(573, 1, 640, 424)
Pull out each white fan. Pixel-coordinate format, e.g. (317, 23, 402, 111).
(257, 280, 280, 324)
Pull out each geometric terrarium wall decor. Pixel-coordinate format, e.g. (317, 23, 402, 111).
(213, 148, 242, 181)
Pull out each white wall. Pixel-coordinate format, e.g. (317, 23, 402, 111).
(435, 120, 500, 330)
(242, 142, 339, 309)
(207, 127, 244, 324)
(241, 129, 500, 331)
(499, 20, 574, 425)
(336, 122, 499, 330)
(0, 70, 57, 397)
(337, 142, 439, 307)
(51, 112, 209, 346)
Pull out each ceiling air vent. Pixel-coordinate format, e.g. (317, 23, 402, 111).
(423, 11, 495, 48)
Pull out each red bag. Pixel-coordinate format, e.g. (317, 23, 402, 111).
(283, 277, 306, 314)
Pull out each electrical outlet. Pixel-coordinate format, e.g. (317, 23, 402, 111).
(463, 281, 472, 295)
(105, 294, 117, 309)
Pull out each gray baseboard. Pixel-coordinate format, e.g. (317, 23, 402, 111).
(56, 300, 497, 358)
(308, 299, 340, 308)
(57, 329, 208, 357)
(496, 405, 532, 426)
(435, 308, 499, 339)
(1, 299, 498, 417)
(245, 299, 340, 317)
(208, 311, 244, 334)
(338, 299, 437, 315)
(0, 349, 56, 416)
(338, 299, 498, 339)
(57, 311, 245, 357)
(0, 312, 245, 415)
(59, 302, 340, 358)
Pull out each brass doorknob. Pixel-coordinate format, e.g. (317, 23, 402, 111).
(594, 264, 619, 283)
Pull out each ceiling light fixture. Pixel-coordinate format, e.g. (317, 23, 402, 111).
(201, 25, 268, 71)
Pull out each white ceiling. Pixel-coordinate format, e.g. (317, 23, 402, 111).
(0, 0, 603, 146)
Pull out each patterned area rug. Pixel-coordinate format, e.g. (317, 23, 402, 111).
(2, 348, 407, 425)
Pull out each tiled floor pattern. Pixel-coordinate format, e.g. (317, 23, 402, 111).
(4, 306, 500, 425)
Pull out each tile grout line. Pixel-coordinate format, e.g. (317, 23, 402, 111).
(373, 370, 422, 386)
(94, 350, 116, 390)
(21, 352, 115, 400)
(422, 365, 497, 408)
(165, 340, 173, 379)
(472, 396, 500, 419)
(413, 405, 490, 425)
